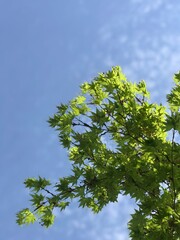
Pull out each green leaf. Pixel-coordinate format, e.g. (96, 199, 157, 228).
(24, 177, 51, 192)
(30, 193, 44, 206)
(58, 201, 70, 210)
(173, 71, 180, 84)
(40, 208, 55, 228)
(16, 208, 36, 225)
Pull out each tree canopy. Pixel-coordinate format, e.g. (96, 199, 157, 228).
(17, 66, 180, 239)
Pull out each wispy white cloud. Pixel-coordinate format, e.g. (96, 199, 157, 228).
(131, 0, 169, 13)
(95, 2, 180, 104)
(51, 195, 135, 240)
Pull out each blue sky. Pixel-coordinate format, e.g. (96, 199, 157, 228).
(1, 1, 180, 239)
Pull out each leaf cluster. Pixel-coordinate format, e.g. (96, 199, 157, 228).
(17, 67, 180, 239)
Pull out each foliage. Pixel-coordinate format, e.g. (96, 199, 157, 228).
(17, 66, 180, 239)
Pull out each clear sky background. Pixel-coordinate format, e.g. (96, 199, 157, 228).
(1, 1, 180, 240)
